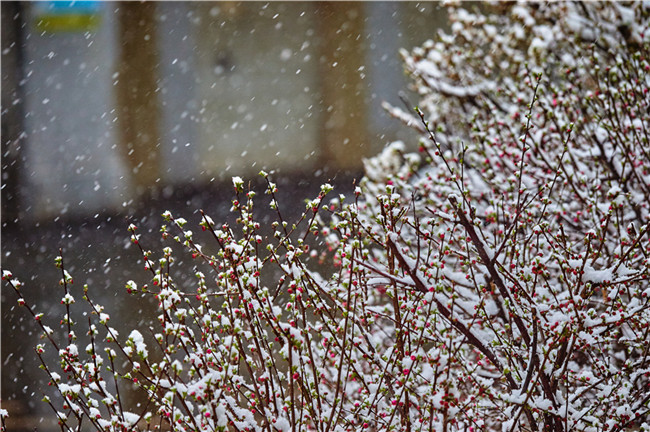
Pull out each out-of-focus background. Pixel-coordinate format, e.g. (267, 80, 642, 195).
(1, 2, 446, 430)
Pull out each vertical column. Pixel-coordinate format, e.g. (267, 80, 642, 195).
(316, 2, 369, 171)
(1, 3, 25, 223)
(115, 2, 161, 195)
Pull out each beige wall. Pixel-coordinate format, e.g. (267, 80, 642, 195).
(192, 2, 323, 177)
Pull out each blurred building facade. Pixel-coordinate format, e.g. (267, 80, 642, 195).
(1, 2, 445, 222)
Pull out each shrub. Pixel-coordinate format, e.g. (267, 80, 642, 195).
(3, 2, 650, 431)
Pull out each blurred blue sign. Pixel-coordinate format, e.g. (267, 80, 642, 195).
(33, 1, 102, 33)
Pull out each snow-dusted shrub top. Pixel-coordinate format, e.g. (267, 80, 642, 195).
(371, 2, 650, 430)
(2, 2, 649, 432)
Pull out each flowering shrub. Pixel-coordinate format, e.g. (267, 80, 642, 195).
(3, 2, 650, 432)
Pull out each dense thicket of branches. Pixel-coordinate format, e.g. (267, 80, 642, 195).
(3, 2, 650, 432)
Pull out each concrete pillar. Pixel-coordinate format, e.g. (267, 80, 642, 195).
(1, 2, 25, 224)
(115, 2, 161, 195)
(316, 2, 369, 171)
